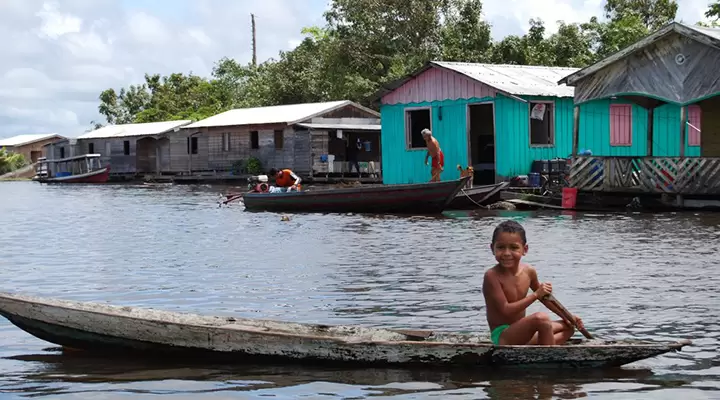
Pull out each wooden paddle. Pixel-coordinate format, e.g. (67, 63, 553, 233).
(542, 294, 593, 339)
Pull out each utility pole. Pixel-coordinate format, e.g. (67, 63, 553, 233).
(251, 14, 257, 67)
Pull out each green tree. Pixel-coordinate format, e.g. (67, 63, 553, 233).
(604, 0, 678, 30)
(0, 148, 28, 175)
(440, 0, 493, 62)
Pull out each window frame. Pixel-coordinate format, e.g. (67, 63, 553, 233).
(404, 106, 432, 150)
(528, 100, 555, 148)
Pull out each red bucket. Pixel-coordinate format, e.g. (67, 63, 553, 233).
(562, 187, 578, 209)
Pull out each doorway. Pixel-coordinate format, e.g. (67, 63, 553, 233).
(30, 151, 42, 163)
(467, 103, 496, 184)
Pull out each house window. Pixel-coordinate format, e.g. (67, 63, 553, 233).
(60, 147, 65, 159)
(187, 137, 198, 154)
(274, 130, 284, 149)
(405, 108, 431, 149)
(250, 131, 259, 149)
(123, 140, 130, 155)
(609, 104, 632, 146)
(222, 133, 230, 152)
(88, 143, 95, 153)
(687, 105, 701, 146)
(529, 102, 554, 146)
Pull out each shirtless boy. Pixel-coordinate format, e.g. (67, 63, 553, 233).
(483, 220, 584, 346)
(421, 129, 444, 182)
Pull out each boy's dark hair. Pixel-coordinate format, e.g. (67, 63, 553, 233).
(492, 220, 527, 244)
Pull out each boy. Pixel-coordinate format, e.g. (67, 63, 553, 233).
(483, 220, 584, 346)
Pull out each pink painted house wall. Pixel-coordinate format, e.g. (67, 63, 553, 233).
(381, 67, 498, 105)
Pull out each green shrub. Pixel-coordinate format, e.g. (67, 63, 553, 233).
(246, 157, 263, 175)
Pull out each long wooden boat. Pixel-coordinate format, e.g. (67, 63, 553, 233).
(32, 154, 110, 184)
(0, 292, 690, 368)
(447, 181, 509, 209)
(241, 177, 470, 214)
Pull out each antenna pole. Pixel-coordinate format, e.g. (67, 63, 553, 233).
(251, 14, 257, 67)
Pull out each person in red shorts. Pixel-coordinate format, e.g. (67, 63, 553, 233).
(422, 129, 443, 182)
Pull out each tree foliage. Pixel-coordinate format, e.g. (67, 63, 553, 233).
(95, 0, 701, 126)
(0, 148, 28, 175)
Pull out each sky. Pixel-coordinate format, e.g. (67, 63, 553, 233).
(0, 0, 711, 139)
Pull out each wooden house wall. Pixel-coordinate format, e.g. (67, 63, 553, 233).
(77, 138, 136, 174)
(77, 135, 187, 175)
(577, 99, 709, 158)
(169, 131, 209, 173)
(698, 97, 720, 156)
(5, 136, 64, 163)
(199, 125, 312, 176)
(572, 33, 720, 105)
(380, 93, 574, 184)
(381, 66, 498, 105)
(321, 105, 380, 119)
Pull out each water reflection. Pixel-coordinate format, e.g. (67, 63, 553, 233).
(0, 182, 718, 399)
(4, 351, 667, 399)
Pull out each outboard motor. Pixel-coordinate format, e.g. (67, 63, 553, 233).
(247, 174, 271, 192)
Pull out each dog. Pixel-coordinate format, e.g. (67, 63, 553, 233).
(457, 164, 474, 189)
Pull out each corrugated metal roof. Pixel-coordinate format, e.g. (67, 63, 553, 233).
(77, 120, 192, 140)
(433, 61, 578, 98)
(296, 122, 381, 131)
(184, 100, 380, 129)
(0, 133, 64, 147)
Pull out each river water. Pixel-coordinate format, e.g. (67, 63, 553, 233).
(0, 181, 718, 399)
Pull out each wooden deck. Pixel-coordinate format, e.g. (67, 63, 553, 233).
(569, 156, 720, 195)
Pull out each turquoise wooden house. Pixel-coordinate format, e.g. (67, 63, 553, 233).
(374, 61, 580, 184)
(558, 22, 720, 159)
(558, 22, 720, 199)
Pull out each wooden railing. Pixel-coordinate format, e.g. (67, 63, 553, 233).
(569, 157, 720, 195)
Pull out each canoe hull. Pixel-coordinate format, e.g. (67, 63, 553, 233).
(241, 178, 469, 214)
(0, 293, 690, 368)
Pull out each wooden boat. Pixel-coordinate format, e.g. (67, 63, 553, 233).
(447, 181, 509, 209)
(0, 292, 690, 368)
(241, 177, 470, 214)
(32, 154, 110, 184)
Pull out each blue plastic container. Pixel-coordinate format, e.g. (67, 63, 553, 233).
(528, 172, 541, 187)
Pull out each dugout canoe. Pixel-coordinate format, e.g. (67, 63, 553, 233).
(0, 292, 691, 368)
(241, 177, 469, 214)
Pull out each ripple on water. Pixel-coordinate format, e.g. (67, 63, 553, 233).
(0, 181, 719, 399)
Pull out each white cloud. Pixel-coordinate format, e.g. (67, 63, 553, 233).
(0, 0, 713, 139)
(35, 1, 82, 39)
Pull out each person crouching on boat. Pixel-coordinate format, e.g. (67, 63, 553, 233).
(482, 220, 585, 346)
(421, 129, 444, 182)
(269, 168, 302, 192)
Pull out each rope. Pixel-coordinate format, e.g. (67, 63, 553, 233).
(460, 188, 489, 209)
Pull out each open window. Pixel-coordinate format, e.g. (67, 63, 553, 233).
(529, 102, 554, 146)
(405, 108, 431, 149)
(250, 131, 259, 149)
(609, 104, 632, 146)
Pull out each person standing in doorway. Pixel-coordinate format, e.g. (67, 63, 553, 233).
(346, 137, 362, 178)
(422, 129, 444, 182)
